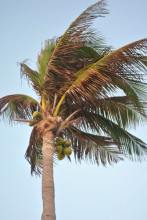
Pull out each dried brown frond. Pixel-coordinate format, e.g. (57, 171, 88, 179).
(25, 127, 58, 175)
(25, 127, 43, 176)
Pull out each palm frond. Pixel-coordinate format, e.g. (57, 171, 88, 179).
(44, 0, 109, 82)
(88, 96, 147, 129)
(62, 95, 147, 129)
(20, 61, 42, 95)
(55, 39, 147, 110)
(79, 110, 147, 160)
(95, 38, 147, 103)
(63, 127, 123, 165)
(0, 94, 40, 124)
(25, 127, 43, 176)
(25, 127, 58, 176)
(37, 39, 57, 81)
(20, 40, 57, 98)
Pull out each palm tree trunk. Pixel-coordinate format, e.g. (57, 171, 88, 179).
(41, 131, 56, 220)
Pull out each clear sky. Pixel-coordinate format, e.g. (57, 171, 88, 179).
(0, 0, 147, 220)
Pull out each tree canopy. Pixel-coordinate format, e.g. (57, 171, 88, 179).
(1, 0, 147, 176)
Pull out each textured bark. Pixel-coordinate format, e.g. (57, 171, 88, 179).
(41, 131, 56, 220)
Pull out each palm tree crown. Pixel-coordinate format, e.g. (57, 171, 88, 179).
(1, 0, 147, 177)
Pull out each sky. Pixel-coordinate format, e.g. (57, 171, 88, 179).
(0, 0, 147, 220)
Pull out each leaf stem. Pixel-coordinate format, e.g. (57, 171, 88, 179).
(42, 94, 46, 110)
(53, 94, 66, 116)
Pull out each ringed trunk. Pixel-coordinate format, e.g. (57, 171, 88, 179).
(41, 131, 56, 220)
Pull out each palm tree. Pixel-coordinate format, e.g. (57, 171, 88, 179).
(1, 0, 147, 219)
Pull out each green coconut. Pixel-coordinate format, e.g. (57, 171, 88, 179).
(55, 145, 63, 154)
(56, 137, 64, 145)
(29, 121, 35, 127)
(63, 147, 72, 156)
(33, 111, 42, 120)
(64, 140, 71, 147)
(57, 153, 65, 160)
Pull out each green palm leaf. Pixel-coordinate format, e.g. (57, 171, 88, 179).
(79, 110, 147, 160)
(20, 40, 57, 96)
(37, 39, 56, 81)
(0, 94, 40, 123)
(70, 39, 147, 97)
(20, 61, 42, 95)
(64, 127, 123, 165)
(55, 94, 147, 131)
(89, 97, 147, 129)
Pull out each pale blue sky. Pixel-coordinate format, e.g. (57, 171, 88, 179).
(0, 1, 147, 220)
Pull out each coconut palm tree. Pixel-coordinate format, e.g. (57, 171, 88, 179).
(1, 0, 147, 219)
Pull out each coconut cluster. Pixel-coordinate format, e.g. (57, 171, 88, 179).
(55, 137, 72, 160)
(29, 111, 42, 126)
